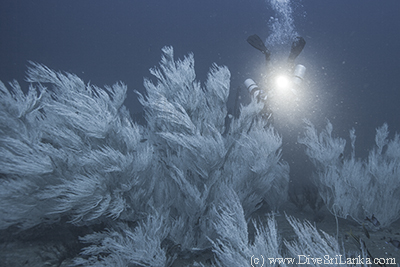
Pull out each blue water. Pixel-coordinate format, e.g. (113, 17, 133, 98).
(1, 0, 400, 156)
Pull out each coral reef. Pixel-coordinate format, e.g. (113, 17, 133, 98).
(0, 47, 289, 265)
(1, 46, 396, 266)
(299, 120, 400, 228)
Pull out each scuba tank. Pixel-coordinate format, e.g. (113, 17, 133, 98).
(244, 78, 267, 102)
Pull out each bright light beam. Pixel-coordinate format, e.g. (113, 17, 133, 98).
(275, 75, 291, 89)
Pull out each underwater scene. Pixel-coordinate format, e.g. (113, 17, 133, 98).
(1, 0, 400, 266)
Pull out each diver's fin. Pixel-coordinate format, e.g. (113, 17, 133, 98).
(288, 36, 306, 63)
(247, 34, 271, 61)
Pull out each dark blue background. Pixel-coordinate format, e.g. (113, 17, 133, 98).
(1, 0, 400, 165)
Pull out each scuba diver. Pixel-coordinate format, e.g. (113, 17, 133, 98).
(242, 34, 306, 120)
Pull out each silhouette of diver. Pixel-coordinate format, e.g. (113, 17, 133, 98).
(239, 34, 306, 121)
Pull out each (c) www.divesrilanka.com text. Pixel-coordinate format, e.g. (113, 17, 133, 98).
(250, 255, 397, 266)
